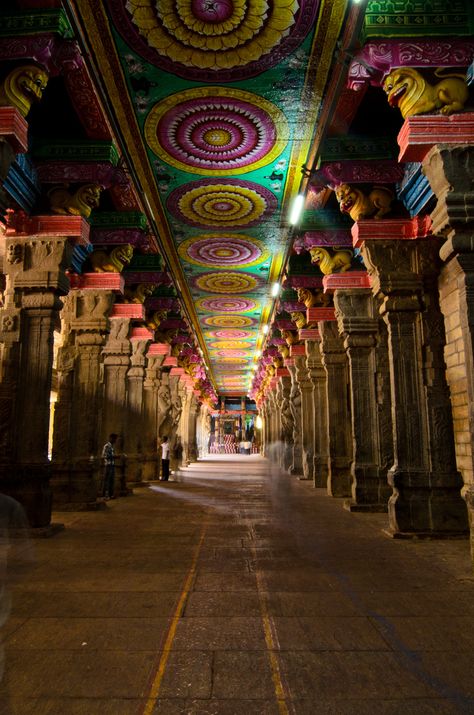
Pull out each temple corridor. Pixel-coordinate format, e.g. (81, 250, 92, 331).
(2, 454, 474, 715)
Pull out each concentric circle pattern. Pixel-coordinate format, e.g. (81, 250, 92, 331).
(196, 296, 258, 313)
(114, 0, 317, 81)
(168, 179, 277, 228)
(203, 315, 256, 328)
(211, 329, 253, 339)
(179, 233, 268, 268)
(210, 341, 253, 350)
(216, 357, 248, 364)
(145, 87, 288, 175)
(215, 349, 249, 358)
(195, 272, 258, 294)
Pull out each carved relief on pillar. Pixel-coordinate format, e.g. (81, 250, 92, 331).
(157, 373, 172, 437)
(294, 352, 315, 481)
(319, 321, 352, 497)
(335, 288, 392, 511)
(361, 239, 467, 535)
(286, 359, 303, 475)
(422, 145, 474, 248)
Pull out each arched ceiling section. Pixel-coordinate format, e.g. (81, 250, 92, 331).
(73, 0, 350, 396)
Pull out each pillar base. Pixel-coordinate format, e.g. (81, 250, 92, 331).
(344, 499, 388, 513)
(383, 528, 469, 540)
(0, 463, 52, 528)
(51, 465, 100, 508)
(388, 468, 469, 534)
(9, 522, 65, 538)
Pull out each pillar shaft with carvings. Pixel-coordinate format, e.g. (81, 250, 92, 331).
(101, 317, 131, 496)
(294, 352, 315, 481)
(423, 144, 474, 544)
(286, 360, 303, 475)
(126, 337, 152, 485)
(335, 289, 392, 510)
(305, 339, 329, 488)
(142, 350, 166, 482)
(277, 375, 293, 471)
(51, 289, 114, 508)
(362, 239, 467, 535)
(319, 322, 352, 497)
(0, 229, 75, 527)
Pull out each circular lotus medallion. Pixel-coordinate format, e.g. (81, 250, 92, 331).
(178, 233, 268, 268)
(210, 341, 253, 350)
(215, 349, 249, 357)
(202, 315, 256, 328)
(167, 179, 277, 228)
(112, 0, 317, 82)
(216, 356, 248, 364)
(211, 329, 253, 339)
(195, 272, 259, 294)
(145, 87, 288, 175)
(196, 296, 258, 313)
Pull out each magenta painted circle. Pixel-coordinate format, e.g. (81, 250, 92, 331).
(212, 329, 252, 339)
(198, 296, 257, 312)
(158, 96, 275, 172)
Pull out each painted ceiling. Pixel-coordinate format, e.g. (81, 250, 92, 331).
(78, 0, 348, 395)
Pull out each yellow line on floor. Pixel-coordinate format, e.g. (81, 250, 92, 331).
(142, 523, 207, 714)
(253, 553, 291, 715)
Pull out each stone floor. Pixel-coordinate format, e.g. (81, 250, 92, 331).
(1, 454, 474, 715)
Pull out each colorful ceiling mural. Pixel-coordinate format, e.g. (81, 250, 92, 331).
(78, 0, 348, 395)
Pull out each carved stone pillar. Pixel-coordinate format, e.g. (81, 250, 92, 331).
(0, 227, 77, 528)
(319, 322, 352, 497)
(277, 374, 293, 471)
(362, 238, 467, 536)
(286, 359, 303, 475)
(142, 346, 167, 482)
(51, 288, 114, 508)
(126, 334, 152, 486)
(335, 289, 392, 511)
(294, 351, 314, 481)
(157, 371, 172, 439)
(187, 392, 200, 463)
(423, 145, 474, 547)
(101, 317, 131, 496)
(305, 339, 329, 488)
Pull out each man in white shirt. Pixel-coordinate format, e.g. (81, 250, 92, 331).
(160, 436, 170, 481)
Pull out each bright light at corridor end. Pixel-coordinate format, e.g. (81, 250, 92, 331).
(271, 282, 280, 297)
(262, 324, 269, 335)
(256, 415, 263, 429)
(289, 194, 305, 225)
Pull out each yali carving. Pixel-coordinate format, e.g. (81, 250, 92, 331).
(0, 64, 49, 117)
(383, 67, 469, 119)
(48, 183, 102, 218)
(334, 184, 394, 222)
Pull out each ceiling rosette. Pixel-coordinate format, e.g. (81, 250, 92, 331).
(167, 179, 277, 228)
(111, 0, 318, 81)
(178, 233, 269, 269)
(145, 87, 289, 175)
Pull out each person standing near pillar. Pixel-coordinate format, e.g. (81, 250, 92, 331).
(101, 433, 118, 500)
(160, 436, 170, 481)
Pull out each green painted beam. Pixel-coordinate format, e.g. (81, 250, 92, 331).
(363, 0, 473, 39)
(32, 140, 119, 165)
(0, 9, 73, 38)
(90, 211, 148, 230)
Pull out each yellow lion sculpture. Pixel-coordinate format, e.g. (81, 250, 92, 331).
(49, 183, 102, 219)
(309, 247, 353, 276)
(124, 283, 157, 304)
(0, 65, 49, 117)
(334, 183, 393, 222)
(290, 311, 307, 330)
(90, 244, 133, 273)
(296, 286, 331, 308)
(383, 67, 469, 119)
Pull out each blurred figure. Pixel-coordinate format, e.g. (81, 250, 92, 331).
(101, 433, 118, 500)
(0, 494, 34, 709)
